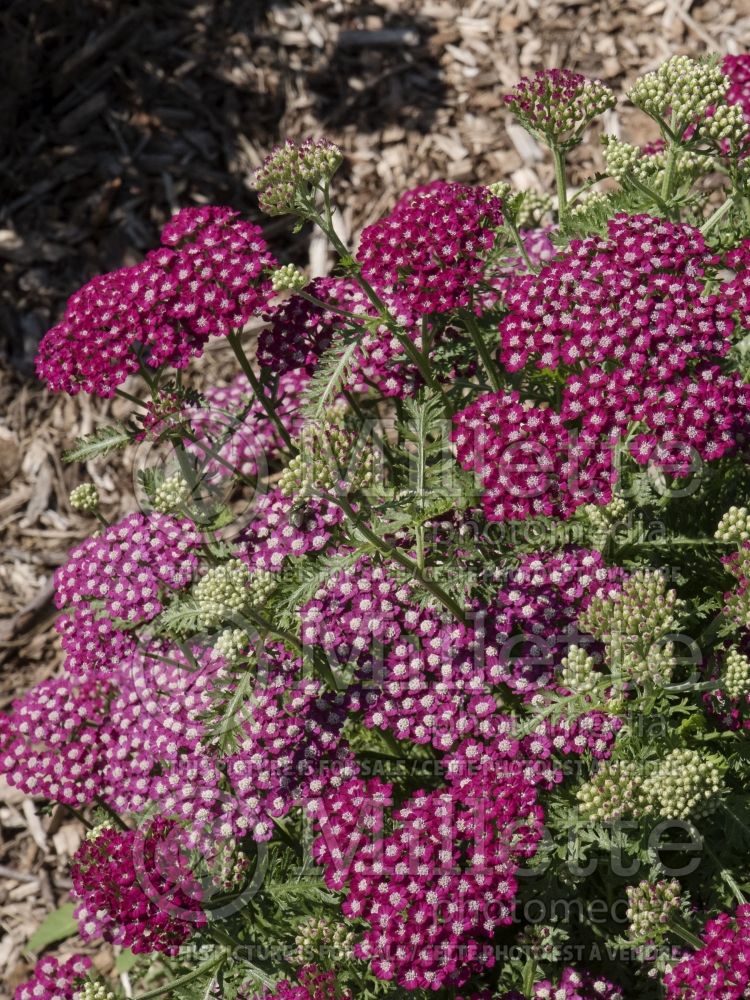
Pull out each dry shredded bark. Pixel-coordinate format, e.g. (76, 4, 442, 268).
(1, 0, 749, 991)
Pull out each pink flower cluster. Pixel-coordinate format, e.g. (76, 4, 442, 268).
(663, 904, 750, 998)
(311, 741, 544, 991)
(72, 817, 206, 955)
(454, 215, 750, 521)
(237, 488, 342, 573)
(54, 512, 201, 624)
(358, 181, 504, 316)
(258, 276, 419, 397)
(14, 955, 91, 1000)
(225, 647, 350, 841)
(187, 368, 308, 479)
(724, 54, 750, 123)
(255, 966, 351, 1000)
(300, 556, 413, 660)
(36, 206, 275, 397)
(531, 966, 624, 999)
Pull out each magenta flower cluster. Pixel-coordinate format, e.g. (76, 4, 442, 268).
(724, 54, 750, 123)
(255, 965, 352, 1000)
(14, 955, 91, 1000)
(54, 511, 201, 624)
(358, 180, 504, 316)
(71, 817, 206, 954)
(531, 966, 624, 999)
(238, 488, 342, 573)
(453, 215, 750, 521)
(36, 206, 275, 397)
(663, 903, 750, 998)
(310, 741, 545, 991)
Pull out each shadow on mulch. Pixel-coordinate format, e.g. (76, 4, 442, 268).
(0, 0, 444, 373)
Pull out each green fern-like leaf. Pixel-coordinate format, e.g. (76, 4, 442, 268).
(63, 423, 133, 463)
(302, 338, 360, 419)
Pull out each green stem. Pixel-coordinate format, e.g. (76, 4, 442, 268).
(705, 837, 747, 905)
(115, 387, 147, 408)
(506, 215, 537, 274)
(551, 144, 568, 217)
(701, 196, 734, 236)
(226, 330, 294, 450)
(463, 310, 503, 393)
(133, 951, 227, 1000)
(668, 921, 704, 951)
(244, 604, 302, 653)
(660, 140, 679, 205)
(325, 492, 467, 623)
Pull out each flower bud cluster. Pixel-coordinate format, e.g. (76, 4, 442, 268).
(578, 570, 684, 686)
(279, 407, 375, 499)
(576, 760, 648, 823)
(628, 55, 728, 129)
(247, 568, 278, 606)
(580, 497, 627, 548)
(516, 191, 553, 227)
(626, 878, 682, 943)
(505, 69, 615, 147)
(292, 915, 355, 965)
(722, 648, 750, 701)
(643, 748, 724, 822)
(69, 483, 100, 513)
(215, 627, 250, 663)
(152, 472, 191, 514)
(715, 506, 750, 544)
(271, 263, 308, 292)
(194, 559, 251, 628)
(559, 645, 599, 695)
(75, 984, 117, 1000)
(702, 103, 749, 147)
(253, 138, 343, 216)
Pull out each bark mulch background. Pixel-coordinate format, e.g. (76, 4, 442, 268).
(1, 0, 749, 992)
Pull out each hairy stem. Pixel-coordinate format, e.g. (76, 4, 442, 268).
(226, 330, 294, 449)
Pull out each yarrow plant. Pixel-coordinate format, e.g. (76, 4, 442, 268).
(12, 50, 750, 1000)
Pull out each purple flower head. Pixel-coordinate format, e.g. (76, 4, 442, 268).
(358, 181, 504, 317)
(36, 206, 275, 397)
(54, 512, 201, 625)
(664, 903, 750, 998)
(72, 817, 206, 954)
(14, 955, 91, 1000)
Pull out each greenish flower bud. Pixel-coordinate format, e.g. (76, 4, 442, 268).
(560, 645, 599, 695)
(75, 984, 117, 1000)
(578, 570, 685, 686)
(253, 138, 343, 216)
(715, 506, 750, 544)
(70, 483, 100, 513)
(628, 55, 728, 134)
(577, 760, 648, 823)
(723, 647, 750, 700)
(195, 559, 252, 629)
(626, 878, 682, 943)
(152, 472, 191, 514)
(215, 628, 249, 664)
(279, 405, 375, 499)
(271, 263, 308, 292)
(643, 748, 724, 822)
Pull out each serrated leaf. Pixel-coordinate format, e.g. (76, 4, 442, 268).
(27, 902, 78, 952)
(302, 339, 359, 419)
(63, 424, 132, 464)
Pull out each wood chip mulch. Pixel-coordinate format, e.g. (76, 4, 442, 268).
(1, 0, 748, 992)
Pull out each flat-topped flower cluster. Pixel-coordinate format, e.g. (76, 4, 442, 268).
(10, 50, 750, 1000)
